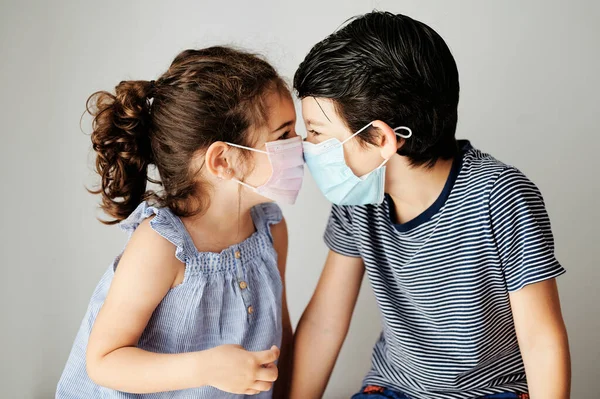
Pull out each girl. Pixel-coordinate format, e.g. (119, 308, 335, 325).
(57, 47, 303, 398)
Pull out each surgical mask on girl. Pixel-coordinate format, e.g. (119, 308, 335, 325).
(225, 136, 304, 205)
(303, 122, 411, 206)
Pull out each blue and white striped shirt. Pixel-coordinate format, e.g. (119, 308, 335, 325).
(57, 201, 283, 398)
(324, 141, 564, 398)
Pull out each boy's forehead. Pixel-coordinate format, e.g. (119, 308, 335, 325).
(300, 97, 340, 126)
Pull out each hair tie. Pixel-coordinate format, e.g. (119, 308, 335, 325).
(148, 80, 157, 111)
(149, 80, 157, 95)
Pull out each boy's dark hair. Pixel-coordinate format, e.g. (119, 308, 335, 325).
(87, 47, 287, 223)
(294, 11, 460, 167)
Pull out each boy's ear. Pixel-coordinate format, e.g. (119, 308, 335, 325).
(372, 120, 404, 159)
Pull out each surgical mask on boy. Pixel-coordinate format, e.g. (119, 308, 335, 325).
(303, 122, 411, 206)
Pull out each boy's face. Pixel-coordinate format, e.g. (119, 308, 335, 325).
(301, 97, 386, 177)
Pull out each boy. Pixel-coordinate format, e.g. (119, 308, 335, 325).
(291, 11, 570, 399)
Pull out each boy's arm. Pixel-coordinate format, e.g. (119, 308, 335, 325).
(271, 217, 293, 399)
(510, 278, 571, 399)
(488, 167, 569, 398)
(289, 250, 365, 399)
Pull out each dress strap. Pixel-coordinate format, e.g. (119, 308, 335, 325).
(119, 202, 195, 263)
(251, 202, 283, 243)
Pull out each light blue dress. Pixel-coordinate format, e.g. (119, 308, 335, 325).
(57, 202, 283, 398)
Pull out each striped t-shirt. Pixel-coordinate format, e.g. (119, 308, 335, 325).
(324, 141, 564, 399)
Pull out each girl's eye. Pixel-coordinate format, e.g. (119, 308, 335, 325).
(308, 129, 321, 136)
(278, 131, 291, 140)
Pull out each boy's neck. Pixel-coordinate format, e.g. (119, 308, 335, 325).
(385, 154, 455, 225)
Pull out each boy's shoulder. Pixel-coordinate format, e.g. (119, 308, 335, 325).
(459, 141, 542, 204)
(461, 141, 510, 180)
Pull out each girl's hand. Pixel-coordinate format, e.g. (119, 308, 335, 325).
(205, 344, 280, 395)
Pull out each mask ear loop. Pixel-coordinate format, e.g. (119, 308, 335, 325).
(340, 123, 413, 170)
(222, 142, 269, 190)
(231, 178, 257, 191)
(394, 126, 412, 138)
(225, 142, 268, 154)
(377, 126, 413, 169)
(343, 123, 412, 145)
(341, 122, 374, 145)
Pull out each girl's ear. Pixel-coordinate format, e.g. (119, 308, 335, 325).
(205, 142, 235, 180)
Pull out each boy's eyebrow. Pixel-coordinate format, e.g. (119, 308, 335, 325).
(306, 119, 326, 127)
(271, 120, 294, 132)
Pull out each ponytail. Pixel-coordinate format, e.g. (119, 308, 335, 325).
(87, 80, 155, 223)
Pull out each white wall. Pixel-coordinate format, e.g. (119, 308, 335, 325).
(0, 1, 598, 398)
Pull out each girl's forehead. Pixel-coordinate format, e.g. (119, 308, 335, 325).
(265, 92, 296, 127)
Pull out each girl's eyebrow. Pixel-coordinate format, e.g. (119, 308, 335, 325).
(271, 120, 294, 132)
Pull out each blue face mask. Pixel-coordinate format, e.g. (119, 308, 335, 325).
(302, 122, 412, 206)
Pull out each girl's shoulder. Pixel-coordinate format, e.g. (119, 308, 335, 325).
(250, 202, 283, 243)
(120, 202, 194, 264)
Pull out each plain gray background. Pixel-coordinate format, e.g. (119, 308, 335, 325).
(1, 0, 598, 398)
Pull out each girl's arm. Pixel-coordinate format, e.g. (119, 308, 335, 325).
(271, 217, 293, 399)
(86, 219, 279, 395)
(509, 278, 571, 399)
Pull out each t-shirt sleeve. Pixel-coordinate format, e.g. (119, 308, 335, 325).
(489, 167, 565, 292)
(323, 205, 361, 258)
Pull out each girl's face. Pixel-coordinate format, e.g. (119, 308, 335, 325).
(301, 97, 388, 177)
(230, 89, 299, 203)
(203, 88, 300, 208)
